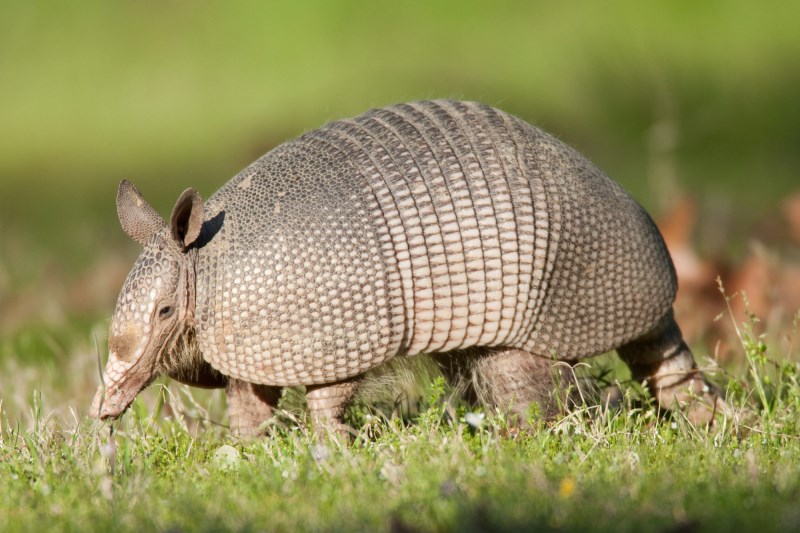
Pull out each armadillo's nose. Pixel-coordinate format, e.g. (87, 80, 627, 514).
(89, 385, 123, 420)
(89, 386, 109, 419)
(89, 351, 149, 420)
(90, 351, 120, 419)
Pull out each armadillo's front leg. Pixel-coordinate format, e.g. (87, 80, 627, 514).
(305, 379, 360, 438)
(618, 311, 728, 425)
(225, 379, 282, 437)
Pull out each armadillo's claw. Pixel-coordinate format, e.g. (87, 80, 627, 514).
(669, 377, 733, 427)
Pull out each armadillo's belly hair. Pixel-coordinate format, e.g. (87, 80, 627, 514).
(195, 100, 677, 387)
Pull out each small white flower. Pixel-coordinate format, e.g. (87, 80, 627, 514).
(213, 444, 240, 472)
(465, 412, 485, 428)
(310, 444, 330, 463)
(100, 441, 116, 461)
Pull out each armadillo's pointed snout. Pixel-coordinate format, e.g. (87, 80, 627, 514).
(89, 378, 133, 420)
(89, 386, 113, 420)
(89, 352, 155, 420)
(89, 385, 126, 420)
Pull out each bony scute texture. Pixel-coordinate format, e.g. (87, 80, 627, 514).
(194, 100, 674, 386)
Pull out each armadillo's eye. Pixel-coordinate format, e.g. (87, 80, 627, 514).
(158, 306, 174, 320)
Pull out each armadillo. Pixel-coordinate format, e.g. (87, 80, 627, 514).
(90, 100, 724, 435)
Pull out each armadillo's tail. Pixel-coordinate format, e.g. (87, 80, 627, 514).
(617, 310, 730, 425)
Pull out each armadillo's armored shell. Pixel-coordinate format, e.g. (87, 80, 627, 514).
(195, 100, 676, 387)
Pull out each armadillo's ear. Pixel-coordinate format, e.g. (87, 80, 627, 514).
(170, 188, 204, 250)
(117, 180, 166, 246)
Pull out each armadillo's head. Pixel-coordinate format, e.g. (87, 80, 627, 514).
(90, 180, 205, 420)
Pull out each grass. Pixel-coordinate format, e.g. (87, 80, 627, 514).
(1, 311, 799, 532)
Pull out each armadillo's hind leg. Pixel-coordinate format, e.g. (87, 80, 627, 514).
(305, 379, 361, 438)
(617, 311, 728, 425)
(226, 379, 282, 438)
(435, 347, 578, 423)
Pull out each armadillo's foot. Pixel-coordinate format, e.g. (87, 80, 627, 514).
(436, 347, 580, 423)
(618, 311, 730, 426)
(225, 379, 282, 438)
(653, 368, 728, 426)
(305, 380, 360, 440)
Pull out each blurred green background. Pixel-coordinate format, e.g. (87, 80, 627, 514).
(1, 1, 799, 357)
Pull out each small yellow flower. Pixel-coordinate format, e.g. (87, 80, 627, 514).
(558, 477, 576, 499)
